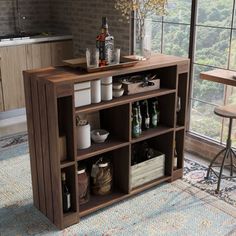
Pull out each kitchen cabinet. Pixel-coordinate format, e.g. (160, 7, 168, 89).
(26, 43, 52, 69)
(0, 45, 28, 110)
(0, 40, 73, 111)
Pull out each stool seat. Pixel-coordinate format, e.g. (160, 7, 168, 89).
(214, 104, 236, 119)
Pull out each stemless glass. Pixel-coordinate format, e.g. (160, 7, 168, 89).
(86, 48, 99, 68)
(107, 48, 120, 65)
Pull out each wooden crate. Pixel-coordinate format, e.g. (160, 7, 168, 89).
(131, 151, 165, 189)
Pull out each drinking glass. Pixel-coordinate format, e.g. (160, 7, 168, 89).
(107, 48, 120, 65)
(86, 48, 99, 68)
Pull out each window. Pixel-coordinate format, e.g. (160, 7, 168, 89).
(190, 0, 236, 147)
(141, 0, 236, 147)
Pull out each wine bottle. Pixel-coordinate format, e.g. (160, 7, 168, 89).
(61, 172, 71, 213)
(133, 101, 142, 134)
(132, 107, 141, 138)
(150, 99, 160, 128)
(96, 17, 114, 66)
(141, 100, 150, 130)
(174, 141, 178, 169)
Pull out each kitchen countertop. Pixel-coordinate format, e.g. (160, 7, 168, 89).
(0, 35, 73, 47)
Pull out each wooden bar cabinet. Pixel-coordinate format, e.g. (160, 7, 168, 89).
(23, 54, 189, 229)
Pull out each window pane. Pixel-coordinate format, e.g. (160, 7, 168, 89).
(197, 0, 234, 27)
(229, 30, 236, 70)
(163, 0, 192, 24)
(191, 64, 225, 105)
(163, 23, 190, 57)
(190, 100, 222, 141)
(226, 86, 236, 104)
(151, 21, 162, 53)
(194, 26, 230, 68)
(234, 6, 236, 28)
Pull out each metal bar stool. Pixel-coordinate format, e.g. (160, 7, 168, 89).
(205, 104, 236, 193)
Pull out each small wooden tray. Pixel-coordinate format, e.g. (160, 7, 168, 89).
(63, 56, 140, 73)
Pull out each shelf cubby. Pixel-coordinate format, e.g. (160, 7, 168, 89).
(131, 92, 176, 143)
(176, 73, 188, 127)
(58, 96, 76, 163)
(147, 132, 174, 177)
(174, 129, 185, 170)
(61, 165, 78, 216)
(77, 145, 130, 216)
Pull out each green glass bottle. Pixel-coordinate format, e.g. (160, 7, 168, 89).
(150, 100, 160, 128)
(133, 101, 142, 134)
(141, 100, 150, 130)
(132, 107, 141, 138)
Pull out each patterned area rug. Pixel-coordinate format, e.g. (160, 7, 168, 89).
(0, 154, 236, 236)
(0, 137, 236, 235)
(0, 133, 28, 160)
(183, 158, 236, 207)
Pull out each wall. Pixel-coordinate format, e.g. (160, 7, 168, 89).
(50, 0, 131, 56)
(0, 0, 51, 35)
(0, 0, 131, 56)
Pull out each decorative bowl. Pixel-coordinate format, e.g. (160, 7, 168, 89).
(113, 83, 122, 90)
(113, 88, 124, 98)
(91, 129, 109, 143)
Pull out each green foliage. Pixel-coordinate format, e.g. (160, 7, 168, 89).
(149, 0, 236, 145)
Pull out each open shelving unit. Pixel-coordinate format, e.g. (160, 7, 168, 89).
(23, 54, 189, 229)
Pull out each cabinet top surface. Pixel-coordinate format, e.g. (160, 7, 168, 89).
(25, 54, 189, 85)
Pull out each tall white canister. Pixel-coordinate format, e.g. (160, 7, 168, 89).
(91, 79, 101, 103)
(101, 76, 113, 101)
(77, 119, 91, 149)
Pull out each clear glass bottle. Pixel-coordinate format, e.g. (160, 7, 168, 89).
(96, 17, 114, 66)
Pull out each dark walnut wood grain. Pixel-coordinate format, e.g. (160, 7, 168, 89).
(23, 54, 189, 229)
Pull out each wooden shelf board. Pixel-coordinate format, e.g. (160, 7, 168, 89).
(172, 168, 183, 181)
(131, 175, 171, 195)
(175, 125, 185, 131)
(79, 191, 128, 217)
(76, 88, 176, 114)
(60, 160, 75, 169)
(131, 125, 174, 144)
(77, 137, 129, 161)
(63, 212, 78, 228)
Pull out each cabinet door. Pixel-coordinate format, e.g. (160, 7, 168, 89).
(51, 41, 73, 66)
(26, 43, 52, 69)
(0, 46, 27, 110)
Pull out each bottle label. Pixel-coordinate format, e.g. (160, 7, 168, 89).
(105, 37, 114, 62)
(67, 193, 71, 209)
(133, 125, 140, 136)
(152, 115, 158, 126)
(145, 118, 150, 127)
